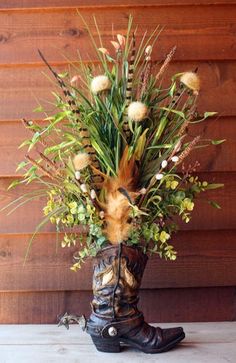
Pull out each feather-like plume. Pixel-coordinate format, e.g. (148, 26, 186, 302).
(38, 49, 102, 182)
(103, 147, 139, 244)
(123, 33, 136, 140)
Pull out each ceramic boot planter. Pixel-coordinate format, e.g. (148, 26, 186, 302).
(86, 243, 185, 353)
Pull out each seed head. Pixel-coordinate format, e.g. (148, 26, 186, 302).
(73, 153, 91, 171)
(91, 75, 111, 94)
(127, 101, 148, 122)
(180, 72, 200, 95)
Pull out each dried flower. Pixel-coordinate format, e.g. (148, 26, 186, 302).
(91, 75, 111, 94)
(98, 48, 109, 55)
(155, 173, 164, 180)
(180, 72, 200, 95)
(110, 40, 120, 51)
(176, 136, 200, 164)
(80, 183, 87, 193)
(177, 120, 189, 137)
(156, 46, 176, 81)
(99, 211, 105, 219)
(73, 153, 91, 171)
(145, 45, 152, 56)
(90, 189, 96, 199)
(75, 171, 81, 180)
(161, 160, 168, 169)
(128, 101, 148, 122)
(171, 156, 179, 163)
(70, 75, 80, 85)
(117, 34, 126, 47)
(139, 187, 147, 195)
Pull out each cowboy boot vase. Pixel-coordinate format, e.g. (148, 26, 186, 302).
(86, 243, 185, 353)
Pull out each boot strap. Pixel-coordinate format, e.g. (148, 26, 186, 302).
(101, 313, 144, 338)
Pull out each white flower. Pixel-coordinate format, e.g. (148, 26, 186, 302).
(75, 171, 81, 180)
(80, 184, 87, 193)
(91, 75, 111, 94)
(171, 156, 179, 163)
(180, 72, 200, 95)
(161, 160, 168, 169)
(139, 187, 147, 195)
(90, 189, 96, 200)
(145, 45, 152, 56)
(155, 173, 164, 180)
(99, 211, 105, 219)
(127, 101, 148, 122)
(73, 153, 90, 171)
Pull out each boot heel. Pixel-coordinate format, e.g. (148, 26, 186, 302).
(91, 336, 121, 353)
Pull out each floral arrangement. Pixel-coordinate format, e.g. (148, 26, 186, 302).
(4, 16, 224, 270)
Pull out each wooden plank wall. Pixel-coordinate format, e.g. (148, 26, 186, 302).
(0, 0, 236, 323)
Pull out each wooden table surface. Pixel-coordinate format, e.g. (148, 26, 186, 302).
(0, 322, 235, 363)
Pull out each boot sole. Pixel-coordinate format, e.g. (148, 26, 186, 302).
(91, 332, 185, 354)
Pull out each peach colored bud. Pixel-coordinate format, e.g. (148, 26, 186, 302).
(110, 41, 120, 50)
(70, 75, 80, 85)
(139, 188, 147, 195)
(145, 56, 151, 62)
(99, 211, 105, 219)
(117, 34, 126, 47)
(98, 47, 109, 55)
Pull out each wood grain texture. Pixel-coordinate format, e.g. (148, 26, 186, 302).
(0, 1, 235, 324)
(0, 172, 232, 233)
(1, 323, 236, 362)
(1, 1, 236, 10)
(0, 229, 235, 291)
(0, 5, 236, 65)
(0, 61, 235, 122)
(0, 116, 234, 176)
(0, 287, 235, 323)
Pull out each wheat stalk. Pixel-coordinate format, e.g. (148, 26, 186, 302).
(156, 46, 176, 81)
(176, 136, 200, 165)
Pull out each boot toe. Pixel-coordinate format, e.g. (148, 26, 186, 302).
(162, 326, 185, 344)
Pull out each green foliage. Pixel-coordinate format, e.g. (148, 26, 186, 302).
(3, 15, 224, 268)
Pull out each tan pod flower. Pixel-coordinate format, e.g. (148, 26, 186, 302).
(128, 101, 148, 122)
(73, 153, 91, 171)
(180, 72, 200, 95)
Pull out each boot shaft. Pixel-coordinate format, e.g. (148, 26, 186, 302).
(91, 243, 148, 318)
